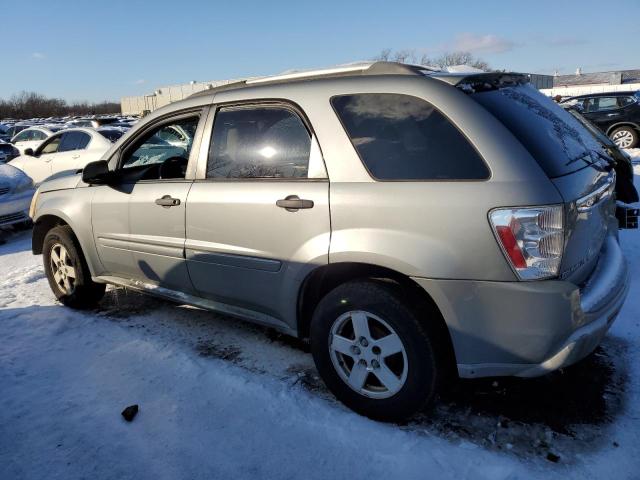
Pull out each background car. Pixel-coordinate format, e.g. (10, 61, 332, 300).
(3, 123, 31, 141)
(0, 162, 35, 229)
(9, 128, 113, 184)
(561, 103, 639, 204)
(0, 124, 11, 142)
(561, 91, 640, 148)
(10, 126, 60, 154)
(96, 126, 128, 143)
(0, 140, 20, 163)
(66, 117, 121, 129)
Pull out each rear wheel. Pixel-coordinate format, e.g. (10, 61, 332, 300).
(310, 280, 444, 422)
(43, 225, 105, 308)
(610, 126, 638, 149)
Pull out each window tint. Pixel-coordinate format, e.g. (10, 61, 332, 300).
(58, 131, 91, 152)
(331, 94, 489, 180)
(120, 116, 199, 179)
(207, 106, 311, 179)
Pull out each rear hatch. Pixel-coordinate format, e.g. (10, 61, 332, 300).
(466, 79, 618, 284)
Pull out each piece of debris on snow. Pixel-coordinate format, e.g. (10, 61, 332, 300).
(121, 404, 139, 422)
(546, 452, 560, 463)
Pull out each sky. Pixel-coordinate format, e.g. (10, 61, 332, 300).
(1, 0, 639, 103)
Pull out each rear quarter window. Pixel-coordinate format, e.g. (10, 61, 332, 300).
(331, 93, 489, 181)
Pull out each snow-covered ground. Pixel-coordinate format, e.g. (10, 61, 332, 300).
(626, 148, 640, 162)
(1, 160, 640, 479)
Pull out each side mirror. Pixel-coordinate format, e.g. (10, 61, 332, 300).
(24, 148, 34, 156)
(82, 160, 111, 184)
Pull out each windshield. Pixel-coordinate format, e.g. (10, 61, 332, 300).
(471, 84, 611, 178)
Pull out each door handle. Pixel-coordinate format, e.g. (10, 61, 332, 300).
(72, 154, 80, 159)
(155, 195, 181, 208)
(276, 195, 314, 211)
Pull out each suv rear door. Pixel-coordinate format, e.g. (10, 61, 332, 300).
(185, 103, 330, 330)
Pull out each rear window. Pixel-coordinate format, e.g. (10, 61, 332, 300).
(471, 84, 609, 178)
(331, 93, 489, 180)
(99, 129, 124, 143)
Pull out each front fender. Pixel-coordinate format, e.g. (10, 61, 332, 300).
(32, 188, 104, 277)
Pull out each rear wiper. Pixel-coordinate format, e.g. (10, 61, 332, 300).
(565, 153, 592, 166)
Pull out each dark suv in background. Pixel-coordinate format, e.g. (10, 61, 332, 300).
(562, 91, 640, 148)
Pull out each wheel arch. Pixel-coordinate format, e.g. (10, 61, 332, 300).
(605, 121, 640, 136)
(32, 211, 101, 278)
(297, 262, 457, 370)
(32, 214, 69, 255)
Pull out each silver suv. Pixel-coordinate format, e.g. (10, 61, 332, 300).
(30, 62, 636, 421)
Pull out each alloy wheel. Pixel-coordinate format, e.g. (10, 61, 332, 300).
(612, 129, 634, 149)
(49, 243, 77, 295)
(329, 310, 408, 399)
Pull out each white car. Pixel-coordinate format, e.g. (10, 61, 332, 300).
(9, 128, 113, 184)
(10, 126, 60, 155)
(0, 163, 35, 228)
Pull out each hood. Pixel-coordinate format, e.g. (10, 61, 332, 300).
(0, 162, 31, 185)
(38, 171, 82, 193)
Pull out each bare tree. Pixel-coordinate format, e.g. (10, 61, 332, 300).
(0, 91, 120, 119)
(421, 51, 489, 71)
(374, 49, 490, 71)
(375, 48, 392, 61)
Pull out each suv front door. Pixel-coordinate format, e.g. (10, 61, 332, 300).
(91, 111, 204, 292)
(185, 104, 330, 330)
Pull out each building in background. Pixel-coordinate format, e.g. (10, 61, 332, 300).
(121, 78, 246, 115)
(541, 68, 640, 98)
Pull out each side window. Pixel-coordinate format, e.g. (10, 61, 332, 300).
(206, 106, 311, 179)
(58, 132, 91, 152)
(584, 97, 596, 113)
(619, 96, 636, 108)
(331, 93, 490, 180)
(40, 135, 62, 154)
(594, 97, 618, 111)
(120, 116, 199, 179)
(13, 130, 31, 142)
(32, 130, 48, 141)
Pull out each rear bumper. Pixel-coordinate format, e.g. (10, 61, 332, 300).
(0, 190, 34, 227)
(413, 235, 628, 378)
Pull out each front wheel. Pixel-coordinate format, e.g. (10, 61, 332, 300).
(43, 225, 105, 308)
(310, 280, 445, 422)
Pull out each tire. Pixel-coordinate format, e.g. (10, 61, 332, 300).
(43, 225, 105, 308)
(310, 280, 444, 422)
(610, 126, 639, 149)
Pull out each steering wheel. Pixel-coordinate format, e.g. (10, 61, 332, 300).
(158, 156, 188, 179)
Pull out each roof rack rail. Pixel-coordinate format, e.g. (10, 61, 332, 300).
(246, 61, 435, 85)
(188, 61, 439, 99)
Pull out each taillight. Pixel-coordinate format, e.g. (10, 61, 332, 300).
(489, 205, 564, 280)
